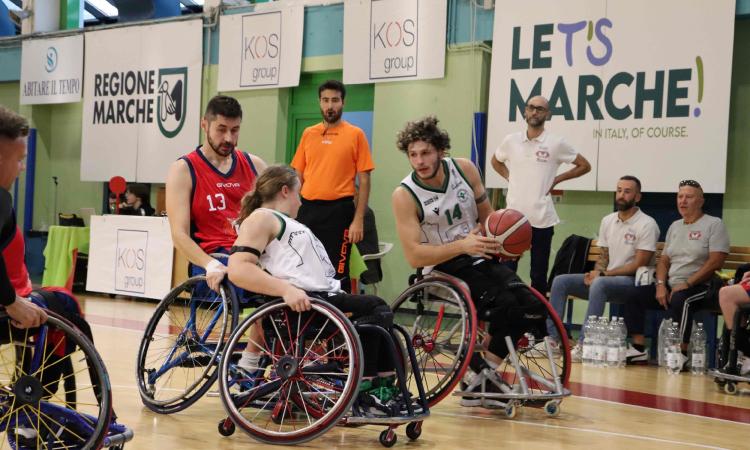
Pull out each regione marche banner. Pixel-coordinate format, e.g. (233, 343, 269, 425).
(484, 0, 735, 193)
(217, 5, 303, 91)
(20, 35, 83, 105)
(343, 0, 446, 84)
(80, 19, 202, 183)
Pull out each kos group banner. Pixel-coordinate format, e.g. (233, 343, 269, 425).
(217, 5, 304, 91)
(86, 215, 174, 300)
(20, 35, 83, 105)
(343, 0, 446, 85)
(485, 0, 735, 193)
(81, 19, 202, 183)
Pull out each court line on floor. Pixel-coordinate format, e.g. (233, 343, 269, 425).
(85, 312, 750, 425)
(569, 381, 750, 424)
(432, 410, 729, 449)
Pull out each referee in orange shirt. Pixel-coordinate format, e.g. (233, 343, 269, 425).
(291, 80, 375, 293)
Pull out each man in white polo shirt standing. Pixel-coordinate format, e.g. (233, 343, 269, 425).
(491, 95, 591, 295)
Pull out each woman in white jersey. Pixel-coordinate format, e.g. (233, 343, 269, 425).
(227, 165, 399, 408)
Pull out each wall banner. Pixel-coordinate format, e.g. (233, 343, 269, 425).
(80, 19, 202, 183)
(20, 35, 83, 105)
(217, 5, 304, 91)
(343, 0, 447, 85)
(86, 215, 174, 300)
(485, 0, 735, 193)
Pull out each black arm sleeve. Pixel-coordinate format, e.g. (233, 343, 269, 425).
(0, 189, 17, 306)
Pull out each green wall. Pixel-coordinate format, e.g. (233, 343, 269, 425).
(370, 47, 492, 301)
(1, 16, 749, 308)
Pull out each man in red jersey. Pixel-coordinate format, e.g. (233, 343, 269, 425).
(166, 95, 267, 292)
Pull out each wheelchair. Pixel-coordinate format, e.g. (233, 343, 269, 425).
(215, 297, 430, 447)
(390, 269, 571, 417)
(0, 305, 133, 449)
(710, 303, 750, 395)
(136, 274, 240, 413)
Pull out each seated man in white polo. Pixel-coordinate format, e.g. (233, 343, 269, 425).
(547, 175, 660, 362)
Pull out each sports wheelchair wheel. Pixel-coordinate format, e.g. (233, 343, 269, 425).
(136, 276, 239, 414)
(391, 275, 477, 407)
(0, 310, 113, 449)
(218, 299, 363, 445)
(494, 286, 571, 404)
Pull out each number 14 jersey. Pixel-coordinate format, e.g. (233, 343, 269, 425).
(182, 146, 258, 253)
(400, 158, 478, 245)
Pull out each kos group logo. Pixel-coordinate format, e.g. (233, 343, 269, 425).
(370, 0, 419, 79)
(240, 12, 282, 87)
(157, 67, 188, 138)
(45, 47, 58, 73)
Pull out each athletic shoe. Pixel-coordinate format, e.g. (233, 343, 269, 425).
(625, 344, 648, 364)
(459, 369, 512, 408)
(526, 339, 561, 358)
(570, 343, 583, 363)
(740, 355, 750, 375)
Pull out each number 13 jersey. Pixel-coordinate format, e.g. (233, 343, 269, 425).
(181, 146, 258, 253)
(400, 158, 478, 245)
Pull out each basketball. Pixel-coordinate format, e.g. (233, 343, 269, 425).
(485, 209, 532, 258)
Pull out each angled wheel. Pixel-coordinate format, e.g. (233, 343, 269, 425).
(219, 299, 363, 445)
(495, 286, 571, 405)
(136, 276, 239, 413)
(391, 276, 477, 407)
(0, 311, 112, 449)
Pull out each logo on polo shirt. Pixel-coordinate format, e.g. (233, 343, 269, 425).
(689, 231, 702, 240)
(624, 232, 636, 245)
(535, 149, 550, 162)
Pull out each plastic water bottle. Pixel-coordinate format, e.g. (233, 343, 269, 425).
(690, 322, 707, 375)
(665, 322, 682, 375)
(617, 317, 628, 368)
(594, 317, 608, 367)
(606, 317, 620, 367)
(657, 318, 673, 367)
(582, 315, 596, 366)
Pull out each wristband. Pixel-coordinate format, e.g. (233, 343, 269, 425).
(656, 279, 665, 286)
(205, 259, 225, 274)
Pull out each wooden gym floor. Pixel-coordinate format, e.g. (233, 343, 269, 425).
(76, 295, 750, 449)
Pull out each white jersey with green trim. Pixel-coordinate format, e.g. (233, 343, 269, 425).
(400, 158, 479, 245)
(257, 208, 341, 293)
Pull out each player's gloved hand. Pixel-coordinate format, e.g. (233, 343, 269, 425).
(205, 259, 227, 292)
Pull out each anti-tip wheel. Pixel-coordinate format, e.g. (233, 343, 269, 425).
(724, 382, 738, 395)
(379, 429, 398, 448)
(218, 419, 235, 437)
(406, 421, 422, 440)
(544, 400, 561, 417)
(504, 402, 517, 419)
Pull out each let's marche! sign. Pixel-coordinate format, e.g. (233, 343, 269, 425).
(485, 0, 735, 193)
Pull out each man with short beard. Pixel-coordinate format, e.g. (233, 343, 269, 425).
(291, 80, 374, 293)
(166, 95, 267, 292)
(546, 176, 659, 363)
(492, 95, 591, 295)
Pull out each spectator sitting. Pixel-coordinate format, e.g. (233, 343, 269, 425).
(547, 175, 659, 363)
(119, 184, 155, 216)
(624, 179, 729, 369)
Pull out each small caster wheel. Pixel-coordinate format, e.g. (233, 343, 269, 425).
(724, 382, 738, 395)
(544, 400, 560, 417)
(218, 418, 235, 436)
(406, 421, 422, 440)
(379, 429, 397, 448)
(504, 402, 517, 419)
